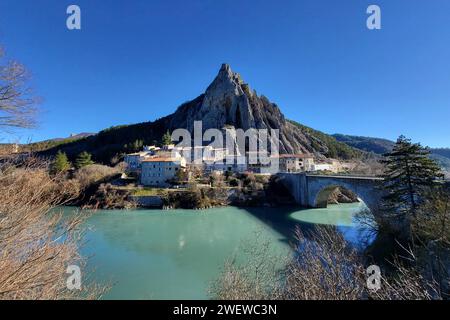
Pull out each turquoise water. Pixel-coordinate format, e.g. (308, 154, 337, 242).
(71, 202, 368, 300)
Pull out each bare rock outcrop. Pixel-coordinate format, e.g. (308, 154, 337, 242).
(167, 64, 329, 155)
(327, 187, 359, 205)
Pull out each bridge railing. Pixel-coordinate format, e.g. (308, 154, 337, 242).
(304, 172, 382, 178)
(278, 171, 381, 178)
(279, 171, 449, 182)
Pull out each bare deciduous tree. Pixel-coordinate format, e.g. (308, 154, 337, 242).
(210, 231, 287, 300)
(0, 46, 39, 131)
(281, 227, 366, 300)
(0, 157, 107, 299)
(210, 226, 443, 300)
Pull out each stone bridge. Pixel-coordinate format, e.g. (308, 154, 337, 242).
(277, 173, 385, 214)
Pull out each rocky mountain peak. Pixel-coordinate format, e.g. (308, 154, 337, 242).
(218, 63, 241, 82)
(167, 64, 330, 155)
(219, 63, 233, 78)
(205, 63, 246, 98)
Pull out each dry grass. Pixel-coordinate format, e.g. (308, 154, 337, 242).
(0, 157, 107, 299)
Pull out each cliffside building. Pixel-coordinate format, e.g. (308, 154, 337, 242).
(140, 157, 187, 187)
(124, 146, 161, 172)
(275, 154, 315, 173)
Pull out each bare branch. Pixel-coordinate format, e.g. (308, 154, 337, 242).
(0, 46, 40, 132)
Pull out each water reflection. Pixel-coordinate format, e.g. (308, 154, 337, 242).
(65, 203, 371, 299)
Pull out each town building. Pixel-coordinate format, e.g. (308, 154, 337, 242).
(140, 157, 187, 187)
(275, 154, 315, 173)
(124, 146, 161, 172)
(128, 146, 320, 180)
(12, 144, 19, 154)
(144, 145, 161, 152)
(172, 146, 226, 164)
(124, 151, 152, 172)
(204, 157, 248, 174)
(312, 162, 335, 173)
(161, 144, 175, 151)
(171, 146, 243, 174)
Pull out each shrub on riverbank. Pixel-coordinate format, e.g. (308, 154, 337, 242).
(74, 164, 120, 189)
(70, 164, 130, 209)
(413, 187, 450, 246)
(83, 183, 137, 210)
(211, 226, 443, 300)
(163, 184, 228, 209)
(0, 158, 107, 299)
(412, 187, 450, 296)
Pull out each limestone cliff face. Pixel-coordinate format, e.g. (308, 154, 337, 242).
(166, 64, 329, 155)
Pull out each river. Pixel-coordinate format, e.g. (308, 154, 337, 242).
(68, 202, 369, 299)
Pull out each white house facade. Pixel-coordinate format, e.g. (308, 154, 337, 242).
(140, 157, 187, 187)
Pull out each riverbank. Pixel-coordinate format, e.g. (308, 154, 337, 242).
(79, 175, 359, 210)
(48, 163, 359, 210)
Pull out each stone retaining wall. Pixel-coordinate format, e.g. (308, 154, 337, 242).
(129, 195, 164, 208)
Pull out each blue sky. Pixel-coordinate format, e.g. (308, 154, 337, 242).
(0, 0, 449, 147)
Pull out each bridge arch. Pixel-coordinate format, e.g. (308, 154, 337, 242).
(276, 173, 415, 235)
(307, 175, 383, 215)
(277, 173, 384, 215)
(313, 184, 359, 208)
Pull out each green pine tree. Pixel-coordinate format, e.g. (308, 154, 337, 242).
(75, 151, 94, 169)
(50, 151, 71, 174)
(161, 130, 172, 146)
(381, 135, 443, 220)
(132, 139, 144, 152)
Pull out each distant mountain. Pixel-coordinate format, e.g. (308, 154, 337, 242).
(18, 133, 95, 153)
(291, 123, 360, 159)
(333, 134, 450, 172)
(0, 133, 95, 155)
(50, 132, 95, 142)
(429, 153, 450, 173)
(39, 64, 361, 163)
(332, 134, 395, 155)
(431, 148, 450, 159)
